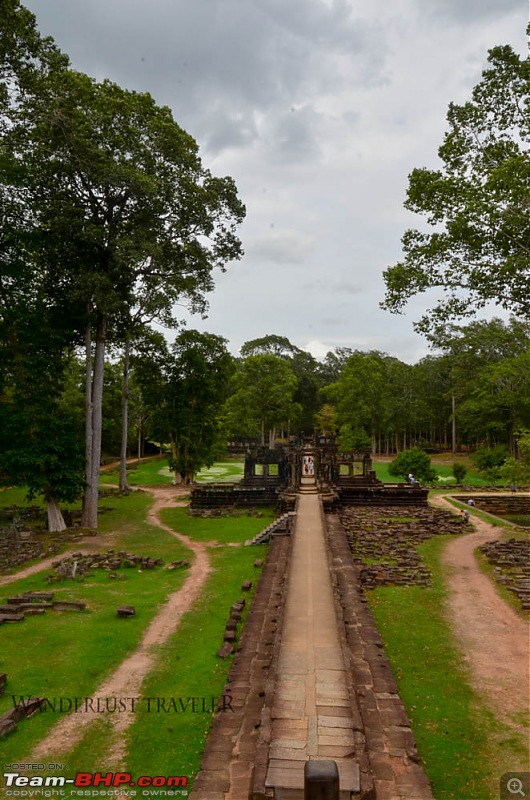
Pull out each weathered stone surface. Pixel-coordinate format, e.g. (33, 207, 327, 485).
(326, 513, 433, 799)
(53, 601, 86, 611)
(479, 538, 530, 609)
(190, 536, 291, 800)
(340, 505, 464, 589)
(117, 605, 135, 617)
(216, 642, 234, 659)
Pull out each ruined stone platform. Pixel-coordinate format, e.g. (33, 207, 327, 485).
(265, 487, 360, 798)
(190, 476, 434, 800)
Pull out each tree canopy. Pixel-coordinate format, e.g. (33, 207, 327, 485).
(0, 1, 245, 527)
(382, 44, 530, 335)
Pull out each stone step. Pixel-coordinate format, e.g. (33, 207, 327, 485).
(266, 759, 359, 795)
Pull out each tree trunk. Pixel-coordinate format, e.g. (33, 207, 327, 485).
(47, 497, 67, 532)
(119, 335, 131, 492)
(82, 316, 93, 526)
(451, 388, 456, 453)
(261, 418, 265, 446)
(82, 314, 107, 529)
(170, 435, 182, 484)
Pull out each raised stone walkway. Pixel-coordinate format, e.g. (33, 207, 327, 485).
(265, 482, 359, 797)
(190, 476, 433, 799)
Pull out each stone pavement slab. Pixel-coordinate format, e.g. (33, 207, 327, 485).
(266, 489, 359, 795)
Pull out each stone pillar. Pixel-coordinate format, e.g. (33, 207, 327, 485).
(304, 760, 339, 799)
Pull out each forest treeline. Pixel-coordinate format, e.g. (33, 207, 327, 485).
(3, 320, 528, 513)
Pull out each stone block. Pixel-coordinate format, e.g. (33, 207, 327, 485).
(216, 642, 234, 659)
(117, 605, 135, 617)
(53, 601, 86, 611)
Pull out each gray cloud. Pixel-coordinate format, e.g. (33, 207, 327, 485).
(416, 0, 522, 25)
(246, 229, 317, 264)
(23, 0, 525, 364)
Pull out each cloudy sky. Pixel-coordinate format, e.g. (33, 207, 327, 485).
(24, 0, 526, 362)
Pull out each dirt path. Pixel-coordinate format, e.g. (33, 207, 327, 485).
(0, 533, 119, 588)
(430, 493, 529, 732)
(28, 485, 212, 765)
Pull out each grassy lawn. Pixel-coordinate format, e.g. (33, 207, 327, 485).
(160, 505, 275, 544)
(372, 458, 496, 486)
(195, 460, 245, 483)
(99, 456, 173, 486)
(35, 542, 267, 794)
(99, 456, 246, 487)
(368, 535, 529, 800)
(0, 485, 273, 795)
(123, 542, 266, 785)
(0, 490, 193, 762)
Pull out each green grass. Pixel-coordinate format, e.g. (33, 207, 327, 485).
(368, 535, 529, 800)
(372, 459, 495, 486)
(0, 485, 42, 508)
(474, 547, 530, 619)
(195, 460, 244, 483)
(439, 495, 517, 531)
(160, 506, 276, 544)
(99, 456, 173, 486)
(35, 543, 267, 794)
(0, 490, 192, 761)
(1, 506, 270, 796)
(99, 456, 246, 487)
(372, 460, 407, 483)
(430, 463, 493, 486)
(123, 543, 266, 786)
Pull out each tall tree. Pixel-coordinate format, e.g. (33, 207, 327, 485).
(223, 354, 299, 447)
(382, 44, 530, 334)
(322, 351, 387, 453)
(4, 27, 245, 527)
(0, 300, 84, 531)
(162, 330, 234, 484)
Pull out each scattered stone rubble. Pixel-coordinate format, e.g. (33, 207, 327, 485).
(0, 693, 46, 738)
(340, 505, 465, 589)
(0, 504, 119, 574)
(47, 550, 189, 581)
(0, 591, 86, 624)
(478, 538, 530, 611)
(0, 519, 67, 573)
(217, 597, 247, 659)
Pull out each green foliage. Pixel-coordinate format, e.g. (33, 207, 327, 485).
(239, 334, 302, 359)
(388, 448, 438, 482)
(382, 45, 530, 334)
(314, 403, 338, 437)
(239, 336, 323, 432)
(473, 444, 509, 475)
(0, 296, 84, 509)
(498, 457, 530, 486)
(223, 354, 299, 444)
(322, 351, 386, 445)
(1, 5, 245, 526)
(497, 432, 530, 484)
(338, 424, 372, 452)
(163, 330, 235, 482)
(515, 429, 530, 467)
(452, 462, 467, 484)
